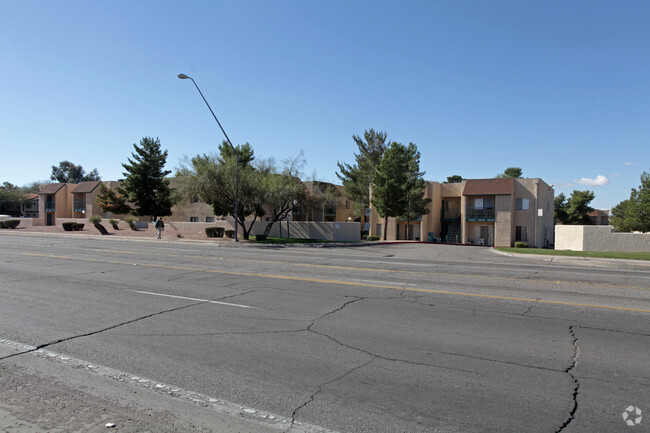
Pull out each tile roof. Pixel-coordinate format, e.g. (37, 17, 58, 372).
(463, 178, 515, 196)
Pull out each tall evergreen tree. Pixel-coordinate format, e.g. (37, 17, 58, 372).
(336, 129, 387, 216)
(371, 142, 410, 240)
(610, 170, 650, 232)
(120, 137, 175, 218)
(554, 190, 595, 225)
(95, 184, 133, 216)
(401, 143, 431, 239)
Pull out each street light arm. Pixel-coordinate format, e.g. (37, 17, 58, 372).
(178, 73, 240, 242)
(177, 73, 236, 153)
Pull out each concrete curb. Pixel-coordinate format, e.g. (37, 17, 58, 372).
(490, 247, 650, 267)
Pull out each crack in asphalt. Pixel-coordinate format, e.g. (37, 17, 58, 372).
(554, 325, 580, 433)
(522, 299, 540, 316)
(287, 357, 375, 432)
(0, 301, 207, 362)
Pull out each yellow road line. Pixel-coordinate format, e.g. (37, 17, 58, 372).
(6, 250, 650, 313)
(26, 245, 650, 292)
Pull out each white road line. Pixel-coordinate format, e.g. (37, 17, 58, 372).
(131, 290, 259, 309)
(0, 338, 338, 433)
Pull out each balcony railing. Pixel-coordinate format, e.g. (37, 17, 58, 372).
(73, 201, 86, 212)
(466, 207, 495, 221)
(441, 208, 460, 220)
(44, 201, 55, 212)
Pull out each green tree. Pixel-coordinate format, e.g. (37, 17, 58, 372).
(258, 154, 307, 237)
(554, 193, 569, 223)
(336, 129, 387, 216)
(400, 143, 431, 240)
(610, 170, 650, 232)
(300, 180, 341, 222)
(496, 167, 523, 179)
(176, 142, 265, 240)
(0, 182, 24, 216)
(51, 161, 100, 183)
(95, 184, 133, 216)
(555, 190, 595, 225)
(120, 137, 175, 218)
(446, 175, 464, 183)
(372, 142, 410, 240)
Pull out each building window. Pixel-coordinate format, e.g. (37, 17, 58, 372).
(516, 198, 530, 210)
(205, 216, 215, 223)
(190, 196, 199, 204)
(190, 216, 198, 222)
(345, 200, 350, 209)
(376, 224, 382, 236)
(515, 226, 528, 241)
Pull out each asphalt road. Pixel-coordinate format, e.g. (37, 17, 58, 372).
(0, 233, 648, 432)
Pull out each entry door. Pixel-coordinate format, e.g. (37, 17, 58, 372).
(46, 213, 53, 226)
(480, 225, 490, 245)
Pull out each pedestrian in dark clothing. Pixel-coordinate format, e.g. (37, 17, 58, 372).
(155, 217, 164, 239)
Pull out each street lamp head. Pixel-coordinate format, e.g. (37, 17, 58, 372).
(177, 73, 191, 79)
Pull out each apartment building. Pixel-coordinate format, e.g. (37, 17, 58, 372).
(369, 177, 555, 247)
(36, 181, 129, 226)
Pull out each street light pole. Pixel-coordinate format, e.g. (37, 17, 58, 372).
(177, 73, 239, 242)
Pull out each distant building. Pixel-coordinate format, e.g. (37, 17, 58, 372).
(369, 177, 555, 248)
(21, 194, 39, 218)
(587, 209, 610, 226)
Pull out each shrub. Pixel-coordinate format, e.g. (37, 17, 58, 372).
(0, 219, 20, 229)
(205, 227, 225, 238)
(255, 234, 267, 241)
(109, 219, 119, 230)
(367, 236, 381, 241)
(225, 229, 235, 238)
(89, 216, 102, 225)
(514, 242, 528, 248)
(62, 222, 76, 231)
(73, 223, 84, 231)
(125, 217, 137, 230)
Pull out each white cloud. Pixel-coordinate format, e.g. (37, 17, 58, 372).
(575, 175, 610, 187)
(625, 161, 634, 166)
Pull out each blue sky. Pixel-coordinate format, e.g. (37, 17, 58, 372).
(1, 1, 648, 210)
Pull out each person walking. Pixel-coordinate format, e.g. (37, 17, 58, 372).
(155, 217, 165, 239)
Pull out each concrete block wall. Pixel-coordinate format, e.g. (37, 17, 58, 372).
(555, 225, 650, 252)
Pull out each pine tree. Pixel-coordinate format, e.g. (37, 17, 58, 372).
(611, 170, 650, 232)
(120, 137, 175, 218)
(401, 143, 431, 239)
(371, 142, 410, 240)
(95, 184, 132, 216)
(336, 129, 387, 216)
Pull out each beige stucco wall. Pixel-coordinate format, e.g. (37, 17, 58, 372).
(554, 225, 585, 251)
(494, 195, 513, 247)
(251, 221, 360, 241)
(556, 225, 650, 252)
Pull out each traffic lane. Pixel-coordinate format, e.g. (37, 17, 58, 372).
(41, 277, 590, 433)
(563, 326, 650, 433)
(3, 246, 648, 342)
(9, 242, 648, 313)
(2, 248, 647, 432)
(5, 237, 650, 293)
